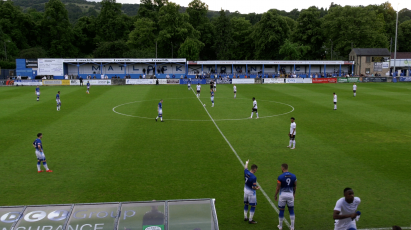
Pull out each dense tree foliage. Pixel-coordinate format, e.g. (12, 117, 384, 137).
(1, 0, 410, 61)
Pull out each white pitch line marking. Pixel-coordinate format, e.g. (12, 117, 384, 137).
(190, 88, 291, 228)
(112, 97, 294, 121)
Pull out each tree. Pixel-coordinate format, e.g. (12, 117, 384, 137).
(127, 18, 157, 49)
(0, 1, 38, 49)
(279, 39, 310, 60)
(213, 10, 233, 59)
(322, 5, 388, 59)
(292, 6, 324, 60)
(230, 17, 253, 59)
(40, 0, 77, 57)
(251, 11, 291, 60)
(93, 40, 128, 58)
(95, 0, 132, 42)
(178, 37, 204, 60)
(158, 2, 199, 58)
(398, 20, 411, 52)
(369, 2, 396, 43)
(18, 47, 47, 59)
(187, 0, 214, 59)
(73, 16, 97, 57)
(137, 0, 168, 23)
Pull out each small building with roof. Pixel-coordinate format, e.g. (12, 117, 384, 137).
(349, 48, 390, 76)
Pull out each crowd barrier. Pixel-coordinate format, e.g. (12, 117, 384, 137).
(4, 77, 409, 86)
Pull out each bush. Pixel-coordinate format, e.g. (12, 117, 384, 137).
(0, 61, 16, 69)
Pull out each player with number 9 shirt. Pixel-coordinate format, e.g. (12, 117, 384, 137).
(275, 163, 297, 230)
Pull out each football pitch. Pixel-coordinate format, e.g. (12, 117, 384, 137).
(1, 83, 411, 230)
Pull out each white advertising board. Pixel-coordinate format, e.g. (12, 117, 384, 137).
(232, 79, 255, 84)
(70, 80, 112, 85)
(14, 80, 42, 86)
(125, 79, 155, 85)
(286, 78, 312, 83)
(263, 78, 285, 84)
(38, 59, 64, 76)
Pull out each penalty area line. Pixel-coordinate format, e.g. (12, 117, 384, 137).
(190, 88, 291, 228)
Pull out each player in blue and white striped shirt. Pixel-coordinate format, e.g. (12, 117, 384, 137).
(155, 100, 163, 122)
(35, 86, 40, 101)
(32, 133, 52, 173)
(56, 91, 61, 111)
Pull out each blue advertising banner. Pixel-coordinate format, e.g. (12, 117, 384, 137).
(399, 77, 411, 82)
(180, 79, 206, 85)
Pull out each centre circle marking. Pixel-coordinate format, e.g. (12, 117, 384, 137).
(112, 98, 294, 122)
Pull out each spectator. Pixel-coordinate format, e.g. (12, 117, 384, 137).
(142, 203, 164, 227)
(143, 68, 146, 74)
(143, 74, 146, 79)
(161, 67, 164, 74)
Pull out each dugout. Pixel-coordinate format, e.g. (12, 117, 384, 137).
(187, 60, 355, 78)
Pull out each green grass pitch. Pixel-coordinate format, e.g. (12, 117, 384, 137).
(1, 83, 411, 230)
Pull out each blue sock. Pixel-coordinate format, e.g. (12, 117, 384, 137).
(279, 208, 285, 227)
(37, 162, 41, 171)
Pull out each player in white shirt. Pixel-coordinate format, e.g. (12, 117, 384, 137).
(213, 81, 217, 92)
(250, 97, 259, 119)
(196, 83, 201, 98)
(287, 117, 296, 149)
(333, 188, 361, 230)
(233, 84, 237, 98)
(333, 92, 337, 110)
(353, 83, 357, 97)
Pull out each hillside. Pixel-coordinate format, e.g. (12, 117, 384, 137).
(11, 0, 224, 23)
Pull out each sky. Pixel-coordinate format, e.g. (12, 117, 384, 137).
(88, 0, 410, 14)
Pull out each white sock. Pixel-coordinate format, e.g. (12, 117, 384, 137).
(290, 215, 295, 228)
(279, 217, 284, 228)
(160, 117, 163, 121)
(156, 116, 158, 119)
(212, 103, 214, 106)
(37, 164, 41, 171)
(234, 95, 236, 98)
(293, 140, 296, 148)
(244, 210, 248, 219)
(256, 112, 259, 118)
(249, 212, 254, 221)
(289, 140, 292, 147)
(334, 105, 336, 109)
(250, 112, 253, 118)
(354, 93, 356, 96)
(43, 163, 49, 170)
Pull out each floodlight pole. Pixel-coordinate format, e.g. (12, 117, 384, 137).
(393, 7, 399, 76)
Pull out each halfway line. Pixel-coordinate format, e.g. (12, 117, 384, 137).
(190, 88, 291, 228)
